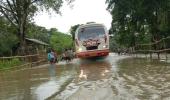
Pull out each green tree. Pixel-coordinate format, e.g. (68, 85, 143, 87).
(0, 0, 74, 54)
(106, 0, 170, 48)
(50, 29, 73, 54)
(27, 23, 50, 43)
(0, 17, 18, 56)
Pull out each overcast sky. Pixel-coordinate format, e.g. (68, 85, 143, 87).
(34, 0, 112, 33)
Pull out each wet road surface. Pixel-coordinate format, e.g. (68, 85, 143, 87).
(0, 53, 170, 100)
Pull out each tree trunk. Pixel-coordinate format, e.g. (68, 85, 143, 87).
(19, 35, 26, 55)
(18, 22, 26, 55)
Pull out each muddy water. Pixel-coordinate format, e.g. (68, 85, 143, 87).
(0, 53, 170, 100)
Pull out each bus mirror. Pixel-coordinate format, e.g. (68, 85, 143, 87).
(81, 28, 85, 33)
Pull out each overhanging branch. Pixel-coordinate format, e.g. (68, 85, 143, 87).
(6, 0, 19, 24)
(0, 7, 17, 28)
(0, 5, 12, 12)
(31, 0, 38, 4)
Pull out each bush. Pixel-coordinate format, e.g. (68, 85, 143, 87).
(0, 58, 22, 70)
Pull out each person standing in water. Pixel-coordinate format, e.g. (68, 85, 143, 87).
(48, 49, 54, 63)
(47, 48, 56, 77)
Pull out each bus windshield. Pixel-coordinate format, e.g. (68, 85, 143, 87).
(78, 26, 105, 40)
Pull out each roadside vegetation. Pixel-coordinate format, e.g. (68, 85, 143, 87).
(0, 0, 74, 70)
(0, 17, 73, 57)
(0, 58, 22, 70)
(0, 17, 73, 70)
(106, 0, 170, 50)
(50, 28, 73, 54)
(0, 0, 74, 55)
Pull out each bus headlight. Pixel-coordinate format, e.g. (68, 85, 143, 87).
(103, 45, 108, 48)
(78, 47, 82, 52)
(103, 45, 106, 48)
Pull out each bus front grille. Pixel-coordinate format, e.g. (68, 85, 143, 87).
(86, 46, 98, 50)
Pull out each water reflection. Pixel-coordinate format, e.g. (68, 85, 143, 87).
(78, 59, 112, 81)
(48, 64, 56, 80)
(33, 64, 57, 100)
(57, 58, 115, 100)
(79, 69, 87, 79)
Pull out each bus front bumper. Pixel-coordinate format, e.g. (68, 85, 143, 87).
(76, 49, 109, 58)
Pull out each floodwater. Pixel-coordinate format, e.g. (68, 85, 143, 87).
(0, 53, 170, 100)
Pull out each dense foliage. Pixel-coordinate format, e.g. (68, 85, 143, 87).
(0, 0, 74, 54)
(0, 17, 73, 70)
(106, 0, 170, 49)
(0, 16, 73, 56)
(0, 17, 19, 56)
(0, 58, 22, 70)
(27, 23, 50, 43)
(50, 28, 73, 54)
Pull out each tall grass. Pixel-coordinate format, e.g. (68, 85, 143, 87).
(0, 58, 22, 70)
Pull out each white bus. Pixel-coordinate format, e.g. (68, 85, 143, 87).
(75, 23, 109, 58)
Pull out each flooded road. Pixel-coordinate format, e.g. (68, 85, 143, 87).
(0, 53, 170, 100)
